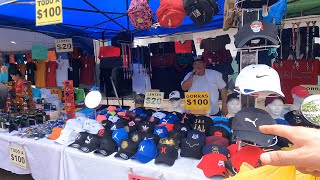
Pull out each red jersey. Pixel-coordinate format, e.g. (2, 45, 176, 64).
(46, 61, 58, 87)
(15, 79, 24, 95)
(80, 56, 95, 85)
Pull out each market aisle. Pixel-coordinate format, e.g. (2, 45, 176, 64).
(0, 169, 33, 180)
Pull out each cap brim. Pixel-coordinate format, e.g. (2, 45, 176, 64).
(235, 35, 279, 48)
(114, 150, 135, 160)
(94, 148, 116, 156)
(155, 155, 176, 166)
(69, 142, 82, 149)
(131, 153, 154, 164)
(79, 145, 99, 153)
(233, 130, 275, 147)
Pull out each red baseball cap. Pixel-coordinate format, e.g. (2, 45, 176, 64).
(158, 124, 174, 132)
(291, 86, 310, 98)
(107, 106, 117, 112)
(206, 136, 229, 147)
(96, 115, 107, 123)
(231, 145, 264, 172)
(227, 144, 239, 158)
(197, 153, 228, 178)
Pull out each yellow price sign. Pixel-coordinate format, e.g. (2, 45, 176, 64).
(185, 92, 210, 111)
(144, 91, 164, 108)
(36, 0, 63, 26)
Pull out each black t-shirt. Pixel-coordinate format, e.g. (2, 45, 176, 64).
(26, 62, 36, 84)
(68, 58, 82, 87)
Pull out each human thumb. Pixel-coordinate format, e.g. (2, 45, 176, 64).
(260, 151, 298, 166)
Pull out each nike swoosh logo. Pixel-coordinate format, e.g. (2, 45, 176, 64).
(256, 75, 269, 78)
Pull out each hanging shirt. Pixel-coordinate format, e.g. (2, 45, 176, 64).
(68, 58, 81, 87)
(17, 63, 27, 76)
(0, 64, 9, 83)
(80, 56, 95, 85)
(56, 59, 69, 87)
(132, 63, 151, 94)
(182, 69, 226, 115)
(46, 61, 58, 87)
(35, 61, 46, 88)
(26, 62, 36, 85)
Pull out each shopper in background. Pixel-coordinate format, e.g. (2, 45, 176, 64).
(10, 68, 25, 97)
(181, 57, 228, 116)
(260, 125, 320, 176)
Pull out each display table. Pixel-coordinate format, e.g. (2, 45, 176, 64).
(0, 132, 63, 180)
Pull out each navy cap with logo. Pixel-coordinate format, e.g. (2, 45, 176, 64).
(114, 139, 139, 160)
(79, 134, 101, 153)
(180, 138, 205, 160)
(202, 144, 230, 158)
(94, 136, 118, 156)
(191, 116, 213, 135)
(69, 132, 90, 149)
(232, 107, 277, 147)
(131, 139, 158, 164)
(174, 122, 191, 133)
(187, 130, 206, 144)
(234, 21, 279, 48)
(155, 144, 179, 166)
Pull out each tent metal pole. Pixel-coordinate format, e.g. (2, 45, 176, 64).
(82, 0, 128, 31)
(63, 7, 127, 15)
(81, 14, 128, 31)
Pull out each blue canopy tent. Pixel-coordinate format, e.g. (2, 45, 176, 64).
(0, 0, 225, 40)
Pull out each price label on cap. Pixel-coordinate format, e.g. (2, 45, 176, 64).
(10, 143, 27, 169)
(144, 91, 164, 108)
(55, 38, 73, 52)
(128, 174, 159, 180)
(36, 0, 63, 26)
(185, 92, 210, 111)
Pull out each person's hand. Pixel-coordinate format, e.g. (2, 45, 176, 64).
(259, 125, 320, 176)
(193, 69, 200, 76)
(221, 105, 228, 117)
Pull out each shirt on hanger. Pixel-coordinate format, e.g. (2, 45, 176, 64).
(56, 59, 69, 87)
(0, 64, 9, 83)
(46, 61, 58, 87)
(68, 58, 81, 87)
(26, 62, 36, 85)
(80, 56, 95, 85)
(35, 61, 46, 88)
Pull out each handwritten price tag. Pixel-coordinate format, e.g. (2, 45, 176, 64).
(144, 91, 164, 108)
(55, 38, 73, 52)
(128, 174, 159, 180)
(185, 92, 210, 111)
(10, 143, 27, 169)
(36, 0, 63, 26)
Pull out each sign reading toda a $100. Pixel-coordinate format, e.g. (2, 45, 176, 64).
(36, 0, 63, 26)
(10, 143, 27, 169)
(55, 38, 73, 52)
(185, 92, 210, 111)
(144, 91, 164, 108)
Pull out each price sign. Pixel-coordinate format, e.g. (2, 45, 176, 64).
(128, 174, 159, 180)
(144, 91, 164, 108)
(55, 38, 73, 52)
(302, 85, 320, 95)
(36, 0, 63, 26)
(10, 143, 27, 169)
(185, 92, 210, 111)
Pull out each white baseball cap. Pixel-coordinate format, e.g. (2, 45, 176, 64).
(64, 117, 86, 133)
(152, 112, 166, 119)
(55, 128, 78, 145)
(108, 116, 120, 123)
(235, 64, 284, 97)
(169, 91, 181, 100)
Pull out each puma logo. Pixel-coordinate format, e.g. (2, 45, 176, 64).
(244, 118, 259, 127)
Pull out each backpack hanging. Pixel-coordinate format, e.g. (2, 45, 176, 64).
(127, 0, 154, 30)
(184, 0, 220, 26)
(156, 0, 186, 28)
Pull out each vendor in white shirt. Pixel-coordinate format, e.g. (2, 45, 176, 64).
(181, 57, 228, 116)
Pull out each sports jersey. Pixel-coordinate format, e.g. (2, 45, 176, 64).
(174, 40, 196, 54)
(68, 58, 81, 87)
(35, 61, 46, 88)
(80, 56, 95, 85)
(56, 59, 69, 87)
(46, 61, 58, 87)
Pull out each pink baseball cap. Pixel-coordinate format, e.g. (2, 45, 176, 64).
(291, 86, 310, 98)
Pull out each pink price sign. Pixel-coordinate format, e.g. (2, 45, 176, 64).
(128, 174, 159, 180)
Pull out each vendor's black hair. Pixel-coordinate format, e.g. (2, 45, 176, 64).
(9, 68, 24, 78)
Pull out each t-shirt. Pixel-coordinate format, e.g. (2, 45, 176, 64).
(46, 61, 58, 87)
(0, 64, 9, 83)
(74, 88, 85, 104)
(56, 59, 69, 87)
(35, 61, 46, 88)
(80, 56, 95, 85)
(68, 59, 81, 87)
(26, 62, 36, 85)
(182, 69, 226, 115)
(132, 63, 151, 94)
(15, 79, 24, 95)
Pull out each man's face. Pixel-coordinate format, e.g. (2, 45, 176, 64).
(192, 60, 205, 73)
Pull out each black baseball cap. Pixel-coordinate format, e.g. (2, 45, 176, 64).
(174, 122, 191, 133)
(94, 136, 118, 156)
(79, 134, 101, 153)
(114, 139, 139, 160)
(169, 130, 187, 143)
(155, 144, 179, 166)
(232, 107, 277, 147)
(158, 137, 180, 148)
(187, 130, 206, 144)
(180, 138, 205, 160)
(202, 144, 230, 158)
(234, 21, 279, 48)
(101, 120, 112, 129)
(138, 121, 155, 133)
(130, 131, 144, 144)
(193, 56, 205, 64)
(209, 126, 231, 139)
(191, 116, 213, 135)
(69, 132, 90, 149)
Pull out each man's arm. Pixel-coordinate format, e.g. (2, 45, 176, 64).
(219, 87, 228, 116)
(181, 74, 194, 91)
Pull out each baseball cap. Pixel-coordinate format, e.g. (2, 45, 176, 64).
(212, 117, 231, 127)
(173, 122, 191, 132)
(79, 134, 101, 153)
(124, 121, 138, 134)
(101, 120, 112, 129)
(87, 122, 104, 135)
(152, 112, 166, 119)
(47, 127, 63, 140)
(206, 136, 229, 147)
(55, 128, 78, 145)
(114, 139, 139, 160)
(138, 121, 155, 133)
(291, 86, 310, 98)
(96, 114, 107, 123)
(69, 132, 90, 148)
(142, 132, 160, 145)
(158, 137, 180, 148)
(64, 117, 85, 133)
(168, 130, 187, 143)
(265, 94, 285, 107)
(232, 107, 277, 147)
(234, 21, 279, 48)
(209, 126, 230, 139)
(112, 128, 129, 147)
(148, 116, 160, 124)
(153, 126, 169, 138)
(191, 115, 213, 135)
(159, 116, 175, 125)
(169, 91, 181, 101)
(197, 153, 228, 178)
(97, 128, 112, 137)
(107, 106, 117, 112)
(180, 138, 205, 160)
(108, 116, 120, 123)
(227, 92, 240, 103)
(235, 64, 284, 97)
(110, 121, 125, 131)
(130, 131, 144, 144)
(231, 145, 264, 172)
(131, 139, 158, 164)
(155, 144, 178, 166)
(94, 136, 118, 156)
(157, 124, 174, 132)
(187, 130, 206, 144)
(134, 94, 145, 104)
(202, 144, 230, 157)
(179, 113, 196, 125)
(227, 144, 239, 158)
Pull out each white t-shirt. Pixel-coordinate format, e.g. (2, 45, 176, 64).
(56, 59, 70, 87)
(182, 69, 226, 115)
(132, 63, 151, 94)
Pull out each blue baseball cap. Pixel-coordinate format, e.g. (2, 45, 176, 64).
(112, 128, 129, 147)
(133, 108, 144, 116)
(153, 126, 169, 138)
(165, 114, 179, 122)
(202, 144, 230, 158)
(131, 139, 158, 164)
(159, 115, 177, 125)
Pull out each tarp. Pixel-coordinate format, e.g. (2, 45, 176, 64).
(0, 0, 225, 40)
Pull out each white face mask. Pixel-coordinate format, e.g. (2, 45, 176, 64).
(170, 99, 182, 109)
(227, 99, 241, 116)
(266, 99, 284, 118)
